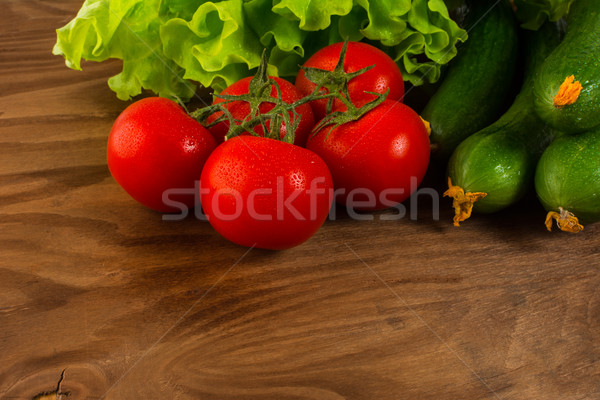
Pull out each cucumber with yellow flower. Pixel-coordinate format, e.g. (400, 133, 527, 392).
(444, 20, 562, 226)
(533, 0, 600, 134)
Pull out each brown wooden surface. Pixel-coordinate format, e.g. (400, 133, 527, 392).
(2, 1, 600, 399)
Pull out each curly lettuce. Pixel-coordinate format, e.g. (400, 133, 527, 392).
(53, 0, 467, 101)
(513, 0, 574, 30)
(52, 0, 198, 100)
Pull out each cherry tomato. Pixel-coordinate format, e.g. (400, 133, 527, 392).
(295, 41, 405, 121)
(200, 136, 333, 250)
(306, 100, 430, 211)
(206, 76, 315, 146)
(107, 97, 217, 212)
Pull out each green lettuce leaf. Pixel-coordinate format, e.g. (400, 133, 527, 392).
(53, 0, 467, 100)
(161, 0, 268, 93)
(52, 0, 195, 100)
(348, 0, 467, 84)
(271, 0, 355, 31)
(513, 0, 574, 30)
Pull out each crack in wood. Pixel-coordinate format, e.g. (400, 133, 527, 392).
(31, 369, 70, 400)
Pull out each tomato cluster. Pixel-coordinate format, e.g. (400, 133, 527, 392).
(107, 42, 431, 250)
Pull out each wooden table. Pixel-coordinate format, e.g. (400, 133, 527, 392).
(2, 1, 599, 399)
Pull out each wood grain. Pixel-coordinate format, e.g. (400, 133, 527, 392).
(1, 1, 599, 399)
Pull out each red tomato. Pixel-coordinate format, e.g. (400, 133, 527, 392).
(200, 136, 333, 250)
(306, 100, 430, 211)
(295, 41, 404, 121)
(107, 97, 217, 212)
(206, 76, 315, 146)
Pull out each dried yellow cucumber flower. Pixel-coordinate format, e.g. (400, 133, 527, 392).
(443, 177, 487, 227)
(545, 207, 584, 233)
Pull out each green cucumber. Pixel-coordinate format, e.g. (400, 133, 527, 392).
(533, 0, 600, 134)
(444, 21, 562, 226)
(421, 0, 519, 161)
(535, 126, 600, 233)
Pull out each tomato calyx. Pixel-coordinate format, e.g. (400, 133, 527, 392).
(311, 88, 388, 139)
(301, 41, 390, 137)
(191, 50, 302, 144)
(217, 51, 306, 144)
(191, 42, 388, 143)
(300, 41, 376, 116)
